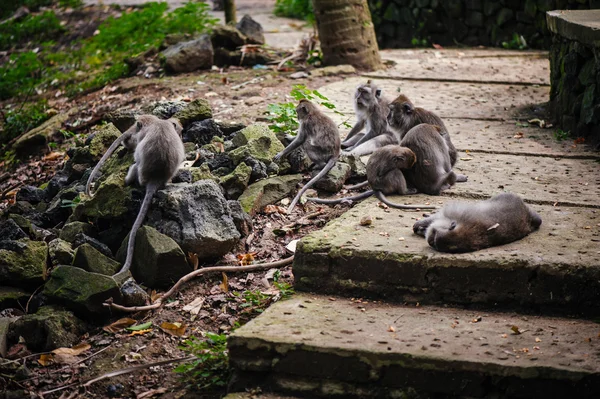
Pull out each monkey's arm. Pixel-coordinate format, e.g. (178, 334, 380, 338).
(412, 213, 439, 236)
(273, 129, 306, 162)
(341, 119, 365, 145)
(85, 133, 130, 196)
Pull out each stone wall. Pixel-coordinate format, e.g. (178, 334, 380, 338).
(548, 11, 600, 145)
(369, 0, 600, 49)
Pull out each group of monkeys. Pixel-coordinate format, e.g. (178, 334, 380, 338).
(86, 81, 543, 277)
(272, 80, 542, 254)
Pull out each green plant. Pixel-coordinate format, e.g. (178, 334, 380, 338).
(0, 51, 45, 100)
(502, 33, 528, 50)
(0, 102, 49, 144)
(238, 289, 271, 311)
(174, 333, 229, 390)
(60, 194, 81, 208)
(274, 0, 314, 24)
(267, 85, 350, 136)
(0, 149, 18, 167)
(274, 281, 295, 299)
(411, 37, 428, 47)
(0, 11, 65, 50)
(554, 129, 570, 141)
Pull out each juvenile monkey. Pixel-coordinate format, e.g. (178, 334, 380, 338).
(387, 94, 467, 182)
(400, 124, 457, 195)
(413, 193, 542, 253)
(273, 99, 341, 213)
(310, 145, 436, 210)
(341, 81, 393, 151)
(85, 115, 183, 196)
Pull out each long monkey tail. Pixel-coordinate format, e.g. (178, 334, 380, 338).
(118, 182, 159, 274)
(345, 180, 369, 190)
(287, 157, 338, 214)
(85, 134, 126, 197)
(375, 191, 437, 210)
(309, 190, 374, 205)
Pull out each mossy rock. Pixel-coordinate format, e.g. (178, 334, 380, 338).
(0, 286, 30, 310)
(72, 244, 120, 276)
(88, 123, 122, 159)
(238, 174, 303, 215)
(0, 240, 48, 290)
(188, 164, 219, 183)
(229, 128, 285, 165)
(172, 99, 213, 127)
(12, 111, 74, 154)
(220, 162, 252, 199)
(60, 221, 96, 243)
(75, 172, 134, 221)
(7, 305, 87, 351)
(48, 238, 75, 266)
(7, 214, 34, 238)
(43, 266, 128, 317)
(313, 162, 352, 193)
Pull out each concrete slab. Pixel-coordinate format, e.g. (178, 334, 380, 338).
(371, 50, 550, 85)
(446, 119, 599, 159)
(293, 198, 600, 315)
(318, 77, 550, 121)
(449, 153, 600, 207)
(229, 294, 600, 398)
(547, 10, 600, 47)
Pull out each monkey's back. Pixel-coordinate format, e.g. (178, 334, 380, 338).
(400, 124, 452, 194)
(302, 114, 341, 164)
(135, 120, 185, 186)
(367, 145, 413, 194)
(435, 193, 542, 252)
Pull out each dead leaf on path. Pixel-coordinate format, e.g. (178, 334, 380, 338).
(150, 290, 160, 302)
(160, 322, 187, 337)
(513, 132, 524, 139)
(263, 205, 287, 214)
(220, 272, 229, 293)
(528, 118, 552, 128)
(103, 318, 136, 333)
(511, 325, 521, 335)
(535, 337, 542, 342)
(471, 316, 482, 323)
(38, 354, 55, 366)
(286, 239, 299, 253)
(43, 152, 64, 161)
(188, 252, 199, 271)
(432, 43, 443, 49)
(574, 137, 585, 144)
(360, 215, 372, 226)
(183, 297, 205, 315)
(237, 252, 256, 265)
(388, 326, 395, 332)
(128, 329, 152, 337)
(53, 343, 90, 356)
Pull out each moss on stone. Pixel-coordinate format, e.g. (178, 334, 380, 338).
(188, 164, 220, 182)
(0, 240, 48, 289)
(172, 99, 213, 126)
(75, 172, 134, 221)
(220, 162, 252, 198)
(238, 174, 302, 214)
(59, 221, 96, 243)
(88, 123, 122, 159)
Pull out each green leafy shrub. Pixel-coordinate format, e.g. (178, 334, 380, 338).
(502, 33, 528, 50)
(0, 11, 65, 50)
(175, 333, 230, 390)
(274, 0, 314, 23)
(267, 84, 350, 136)
(0, 51, 45, 100)
(0, 101, 50, 144)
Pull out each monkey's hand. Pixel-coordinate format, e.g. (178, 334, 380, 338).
(273, 152, 284, 163)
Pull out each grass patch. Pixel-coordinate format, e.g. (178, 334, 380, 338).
(175, 333, 230, 390)
(1, 1, 219, 101)
(274, 0, 314, 23)
(0, 101, 50, 145)
(0, 11, 65, 51)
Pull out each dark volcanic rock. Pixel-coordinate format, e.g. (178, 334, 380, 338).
(161, 35, 214, 73)
(183, 118, 224, 146)
(211, 25, 246, 50)
(16, 185, 46, 204)
(0, 219, 28, 241)
(72, 233, 113, 258)
(236, 14, 265, 45)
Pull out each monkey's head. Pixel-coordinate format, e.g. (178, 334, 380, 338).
(389, 146, 416, 169)
(425, 217, 489, 253)
(296, 99, 315, 120)
(354, 82, 381, 110)
(387, 95, 416, 135)
(168, 118, 184, 138)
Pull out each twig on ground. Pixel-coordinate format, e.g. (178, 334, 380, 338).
(40, 356, 195, 396)
(104, 256, 295, 313)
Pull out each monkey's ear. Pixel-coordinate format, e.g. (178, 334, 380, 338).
(172, 122, 178, 129)
(403, 103, 413, 114)
(449, 221, 457, 231)
(136, 121, 143, 130)
(375, 89, 382, 98)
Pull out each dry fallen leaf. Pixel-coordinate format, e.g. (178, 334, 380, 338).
(182, 297, 205, 315)
(53, 343, 90, 356)
(160, 322, 187, 337)
(511, 325, 521, 335)
(38, 354, 55, 366)
(103, 318, 137, 333)
(237, 252, 256, 265)
(513, 132, 524, 139)
(129, 329, 152, 337)
(388, 326, 395, 332)
(220, 272, 229, 293)
(137, 388, 168, 399)
(42, 152, 64, 161)
(360, 215, 372, 226)
(535, 337, 542, 343)
(263, 204, 287, 214)
(188, 252, 199, 271)
(471, 316, 482, 323)
(574, 137, 585, 144)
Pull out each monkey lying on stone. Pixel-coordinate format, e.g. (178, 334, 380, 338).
(273, 99, 341, 213)
(388, 94, 467, 182)
(86, 115, 185, 274)
(413, 193, 542, 253)
(342, 81, 395, 154)
(310, 145, 436, 210)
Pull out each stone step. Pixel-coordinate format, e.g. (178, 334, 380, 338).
(228, 294, 600, 399)
(293, 198, 600, 316)
(319, 77, 549, 120)
(369, 49, 550, 86)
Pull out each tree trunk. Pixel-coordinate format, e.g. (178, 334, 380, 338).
(224, 0, 236, 25)
(311, 0, 382, 71)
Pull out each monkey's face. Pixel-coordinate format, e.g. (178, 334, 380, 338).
(425, 218, 466, 253)
(387, 101, 415, 134)
(296, 100, 312, 120)
(355, 85, 380, 109)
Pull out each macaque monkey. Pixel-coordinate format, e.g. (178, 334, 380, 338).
(273, 99, 341, 213)
(400, 124, 457, 195)
(341, 81, 392, 150)
(310, 145, 436, 210)
(86, 115, 185, 274)
(413, 193, 542, 253)
(342, 82, 398, 157)
(85, 115, 183, 196)
(387, 94, 467, 182)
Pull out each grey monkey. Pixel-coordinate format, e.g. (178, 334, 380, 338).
(273, 99, 341, 213)
(413, 193, 542, 253)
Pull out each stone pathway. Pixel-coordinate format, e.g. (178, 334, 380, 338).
(227, 48, 600, 397)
